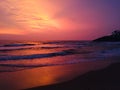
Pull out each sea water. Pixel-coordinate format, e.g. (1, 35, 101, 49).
(0, 40, 120, 73)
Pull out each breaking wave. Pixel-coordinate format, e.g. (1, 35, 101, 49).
(2, 43, 36, 47)
(0, 41, 120, 73)
(0, 49, 79, 61)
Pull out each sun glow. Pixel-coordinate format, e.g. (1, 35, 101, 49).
(23, 15, 61, 32)
(0, 0, 120, 40)
(41, 16, 60, 29)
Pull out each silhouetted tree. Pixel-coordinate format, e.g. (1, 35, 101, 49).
(93, 30, 120, 42)
(112, 30, 120, 36)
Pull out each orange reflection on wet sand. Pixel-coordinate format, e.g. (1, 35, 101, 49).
(0, 60, 112, 90)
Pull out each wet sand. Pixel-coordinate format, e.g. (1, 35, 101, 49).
(0, 59, 119, 90)
(26, 63, 120, 90)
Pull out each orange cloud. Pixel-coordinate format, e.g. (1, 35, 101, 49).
(0, 28, 25, 35)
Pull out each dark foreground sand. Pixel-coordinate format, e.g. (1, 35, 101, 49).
(26, 63, 120, 90)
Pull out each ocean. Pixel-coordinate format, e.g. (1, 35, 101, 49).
(0, 40, 120, 73)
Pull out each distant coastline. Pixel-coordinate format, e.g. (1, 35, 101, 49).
(93, 30, 120, 42)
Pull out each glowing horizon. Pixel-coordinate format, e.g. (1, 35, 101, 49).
(0, 0, 120, 40)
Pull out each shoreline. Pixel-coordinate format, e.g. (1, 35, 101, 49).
(26, 62, 120, 90)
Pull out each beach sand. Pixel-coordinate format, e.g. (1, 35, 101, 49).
(26, 63, 120, 90)
(0, 60, 119, 90)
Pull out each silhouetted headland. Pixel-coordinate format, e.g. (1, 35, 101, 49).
(93, 30, 120, 42)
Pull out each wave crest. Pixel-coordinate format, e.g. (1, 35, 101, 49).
(0, 49, 79, 61)
(3, 43, 36, 47)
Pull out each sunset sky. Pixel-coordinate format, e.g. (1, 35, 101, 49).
(0, 0, 120, 40)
